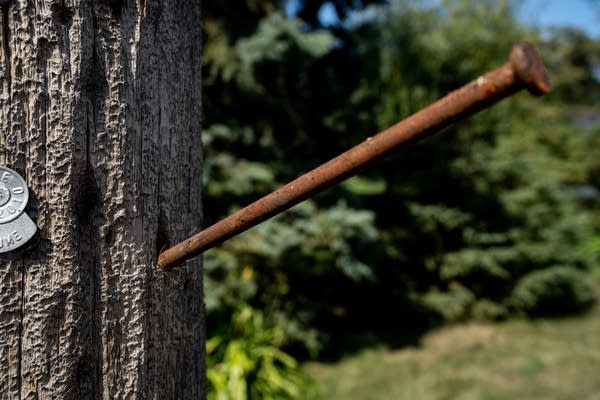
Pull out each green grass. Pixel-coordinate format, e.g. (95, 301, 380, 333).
(306, 305, 600, 400)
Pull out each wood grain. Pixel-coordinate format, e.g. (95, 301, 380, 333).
(0, 1, 204, 398)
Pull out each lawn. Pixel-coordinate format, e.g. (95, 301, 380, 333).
(306, 304, 600, 400)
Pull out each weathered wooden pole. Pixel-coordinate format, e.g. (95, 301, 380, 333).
(0, 1, 204, 398)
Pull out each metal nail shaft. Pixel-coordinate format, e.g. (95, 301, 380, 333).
(158, 41, 551, 270)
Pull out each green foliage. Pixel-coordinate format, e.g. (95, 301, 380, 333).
(421, 284, 509, 322)
(205, 12, 334, 89)
(510, 266, 596, 316)
(207, 306, 312, 400)
(344, 0, 599, 322)
(421, 282, 476, 322)
(586, 235, 600, 276)
(541, 27, 600, 104)
(204, 199, 379, 356)
(202, 0, 600, 372)
(202, 0, 384, 362)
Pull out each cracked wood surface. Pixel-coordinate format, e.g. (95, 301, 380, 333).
(0, 1, 204, 398)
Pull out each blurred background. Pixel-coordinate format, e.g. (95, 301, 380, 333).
(201, 1, 600, 398)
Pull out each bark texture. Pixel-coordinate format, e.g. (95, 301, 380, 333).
(0, 0, 203, 398)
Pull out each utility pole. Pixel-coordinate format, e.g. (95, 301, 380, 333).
(0, 1, 204, 398)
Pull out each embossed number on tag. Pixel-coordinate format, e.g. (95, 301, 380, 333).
(0, 166, 36, 253)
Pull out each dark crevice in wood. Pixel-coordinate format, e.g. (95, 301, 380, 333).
(106, 0, 124, 20)
(51, 0, 74, 27)
(0, 5, 11, 166)
(156, 59, 166, 253)
(79, 4, 105, 386)
(155, 213, 169, 257)
(82, 96, 103, 399)
(83, 13, 108, 109)
(75, 158, 106, 398)
(18, 258, 24, 400)
(85, 90, 104, 400)
(1, 5, 11, 91)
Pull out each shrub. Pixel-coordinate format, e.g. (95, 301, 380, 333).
(421, 282, 475, 322)
(510, 266, 596, 316)
(206, 306, 312, 400)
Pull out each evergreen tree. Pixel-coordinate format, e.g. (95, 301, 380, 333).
(202, 6, 600, 396)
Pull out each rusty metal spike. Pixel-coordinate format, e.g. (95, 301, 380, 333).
(158, 41, 551, 270)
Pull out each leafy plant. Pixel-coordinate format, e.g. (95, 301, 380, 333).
(510, 266, 596, 316)
(207, 306, 312, 400)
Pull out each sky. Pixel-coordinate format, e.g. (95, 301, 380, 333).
(297, 0, 600, 39)
(520, 0, 600, 38)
